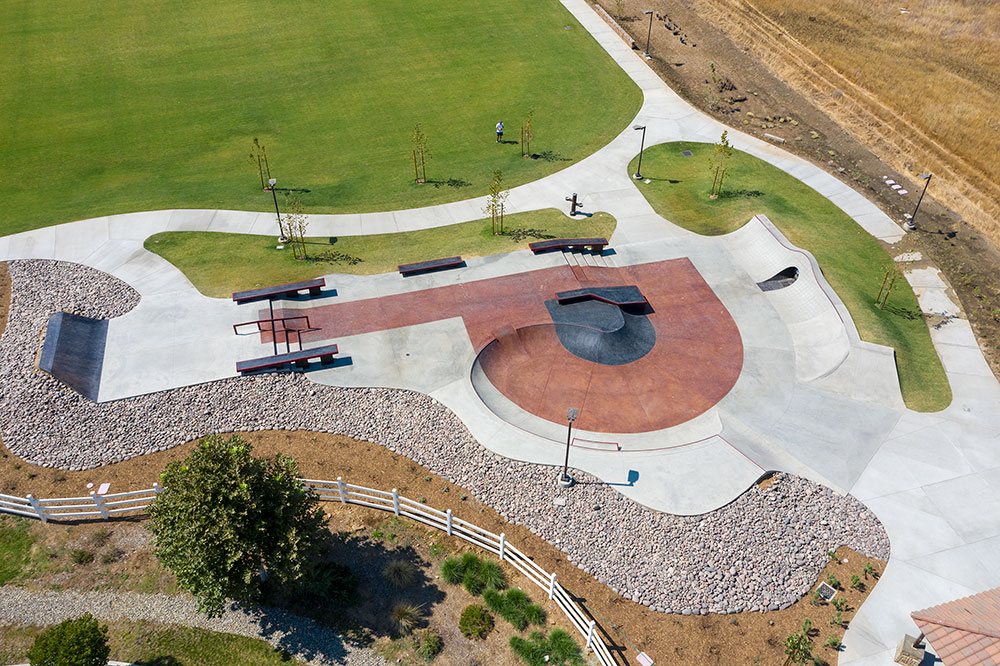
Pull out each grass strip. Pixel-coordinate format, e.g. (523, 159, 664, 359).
(145, 209, 615, 297)
(630, 141, 950, 411)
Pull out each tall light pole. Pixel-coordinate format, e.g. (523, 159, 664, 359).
(268, 177, 285, 240)
(633, 125, 647, 180)
(643, 10, 654, 58)
(905, 173, 932, 231)
(559, 407, 578, 487)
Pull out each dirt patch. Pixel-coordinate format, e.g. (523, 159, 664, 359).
(596, 0, 1000, 382)
(0, 430, 885, 665)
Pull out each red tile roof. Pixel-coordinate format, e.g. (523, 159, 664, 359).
(911, 587, 1000, 666)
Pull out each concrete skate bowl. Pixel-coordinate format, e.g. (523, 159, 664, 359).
(471, 317, 743, 434)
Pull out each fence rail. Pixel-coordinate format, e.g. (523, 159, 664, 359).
(0, 479, 618, 666)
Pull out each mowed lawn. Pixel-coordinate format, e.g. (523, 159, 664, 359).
(0, 0, 640, 236)
(145, 208, 616, 297)
(631, 142, 950, 412)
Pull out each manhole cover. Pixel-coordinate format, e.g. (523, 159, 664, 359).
(680, 150, 694, 157)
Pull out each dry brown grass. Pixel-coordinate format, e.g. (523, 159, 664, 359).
(693, 0, 1000, 243)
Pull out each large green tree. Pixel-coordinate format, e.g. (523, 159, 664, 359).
(149, 434, 327, 617)
(27, 614, 110, 666)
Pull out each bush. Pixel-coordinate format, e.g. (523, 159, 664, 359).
(414, 630, 443, 661)
(70, 549, 94, 565)
(440, 553, 506, 597)
(391, 602, 423, 636)
(850, 574, 863, 590)
(304, 561, 359, 607)
(27, 613, 110, 666)
(824, 634, 842, 649)
(459, 604, 494, 640)
(383, 560, 419, 589)
(484, 589, 546, 631)
(509, 629, 584, 666)
(831, 597, 847, 612)
(826, 574, 840, 590)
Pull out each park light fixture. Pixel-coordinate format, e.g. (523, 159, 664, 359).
(633, 125, 648, 180)
(268, 178, 285, 240)
(905, 173, 933, 231)
(559, 407, 578, 488)
(643, 10, 654, 58)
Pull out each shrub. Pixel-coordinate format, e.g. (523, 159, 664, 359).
(70, 549, 94, 565)
(811, 589, 823, 606)
(27, 613, 110, 666)
(459, 604, 494, 640)
(383, 560, 419, 589)
(850, 574, 863, 590)
(391, 602, 423, 636)
(862, 562, 877, 579)
(414, 630, 443, 661)
(826, 574, 840, 590)
(510, 629, 584, 666)
(305, 561, 359, 607)
(830, 611, 843, 627)
(831, 597, 847, 612)
(484, 589, 546, 631)
(99, 548, 124, 565)
(825, 634, 842, 649)
(826, 550, 839, 563)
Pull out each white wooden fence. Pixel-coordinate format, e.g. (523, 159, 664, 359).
(1, 479, 618, 666)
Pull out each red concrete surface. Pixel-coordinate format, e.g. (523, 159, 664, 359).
(267, 260, 743, 433)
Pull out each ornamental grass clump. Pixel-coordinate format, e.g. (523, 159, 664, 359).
(484, 588, 546, 631)
(439, 552, 506, 596)
(391, 602, 423, 636)
(509, 629, 584, 666)
(383, 559, 419, 589)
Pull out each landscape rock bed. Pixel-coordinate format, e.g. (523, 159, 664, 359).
(0, 260, 890, 614)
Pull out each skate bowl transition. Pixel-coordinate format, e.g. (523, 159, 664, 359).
(470, 280, 744, 434)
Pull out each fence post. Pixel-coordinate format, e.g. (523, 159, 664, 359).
(446, 509, 453, 536)
(586, 619, 596, 650)
(337, 477, 346, 504)
(26, 494, 47, 523)
(548, 572, 557, 599)
(499, 532, 506, 560)
(392, 488, 400, 516)
(90, 491, 109, 520)
(152, 482, 163, 494)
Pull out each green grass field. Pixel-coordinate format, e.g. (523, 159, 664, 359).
(0, 621, 304, 666)
(0, 0, 640, 236)
(0, 517, 34, 585)
(146, 209, 616, 297)
(630, 141, 950, 412)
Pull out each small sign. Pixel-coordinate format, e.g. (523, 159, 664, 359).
(97, 483, 110, 495)
(636, 652, 655, 666)
(816, 581, 837, 601)
(680, 150, 694, 157)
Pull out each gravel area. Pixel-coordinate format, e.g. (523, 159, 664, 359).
(0, 259, 890, 614)
(0, 587, 387, 666)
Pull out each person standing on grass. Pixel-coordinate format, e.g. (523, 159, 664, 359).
(496, 121, 504, 143)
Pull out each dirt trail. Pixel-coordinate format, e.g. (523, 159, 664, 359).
(597, 0, 1000, 379)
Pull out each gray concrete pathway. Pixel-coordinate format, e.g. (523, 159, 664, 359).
(0, 0, 995, 663)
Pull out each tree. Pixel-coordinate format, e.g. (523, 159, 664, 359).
(283, 194, 310, 260)
(708, 130, 734, 197)
(521, 109, 535, 157)
(149, 434, 328, 617)
(483, 169, 509, 235)
(27, 613, 110, 666)
(412, 123, 430, 183)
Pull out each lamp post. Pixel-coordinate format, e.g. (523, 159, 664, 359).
(633, 125, 647, 180)
(905, 173, 932, 231)
(559, 407, 578, 487)
(643, 10, 654, 58)
(268, 178, 286, 241)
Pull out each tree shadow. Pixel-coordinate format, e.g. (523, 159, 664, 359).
(883, 304, 922, 320)
(263, 530, 445, 643)
(425, 178, 472, 189)
(532, 151, 571, 162)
